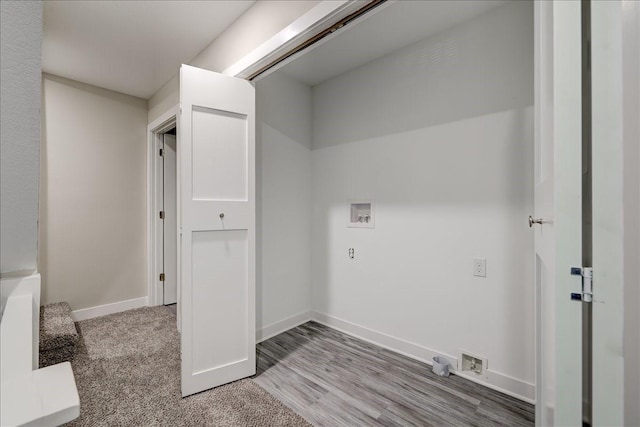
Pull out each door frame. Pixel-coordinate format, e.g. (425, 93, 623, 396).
(146, 106, 178, 308)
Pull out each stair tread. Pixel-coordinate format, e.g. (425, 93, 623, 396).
(39, 302, 78, 351)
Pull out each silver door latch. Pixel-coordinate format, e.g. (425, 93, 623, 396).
(528, 216, 544, 227)
(570, 266, 593, 303)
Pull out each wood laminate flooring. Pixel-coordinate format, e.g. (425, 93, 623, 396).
(254, 321, 534, 427)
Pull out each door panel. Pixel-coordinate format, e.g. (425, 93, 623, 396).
(180, 64, 255, 397)
(534, 5, 555, 423)
(536, 255, 555, 425)
(535, 1, 583, 425)
(552, 2, 584, 424)
(192, 230, 248, 373)
(192, 107, 248, 202)
(591, 1, 625, 424)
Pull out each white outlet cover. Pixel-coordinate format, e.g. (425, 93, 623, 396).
(473, 258, 486, 277)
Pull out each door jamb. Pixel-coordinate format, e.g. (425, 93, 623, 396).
(147, 107, 178, 307)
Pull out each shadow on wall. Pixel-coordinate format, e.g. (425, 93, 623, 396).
(256, 73, 312, 150)
(311, 0, 534, 151)
(311, 106, 534, 206)
(254, 73, 313, 331)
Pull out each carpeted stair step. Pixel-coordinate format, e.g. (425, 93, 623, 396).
(39, 302, 79, 368)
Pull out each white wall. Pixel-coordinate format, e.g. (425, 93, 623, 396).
(623, 0, 640, 424)
(40, 74, 148, 310)
(310, 1, 534, 398)
(148, 0, 320, 123)
(256, 72, 312, 333)
(0, 1, 42, 276)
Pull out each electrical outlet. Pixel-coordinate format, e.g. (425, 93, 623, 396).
(473, 258, 486, 277)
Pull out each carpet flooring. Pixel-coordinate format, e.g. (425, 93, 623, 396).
(65, 307, 310, 427)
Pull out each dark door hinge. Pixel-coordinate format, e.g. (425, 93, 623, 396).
(159, 148, 164, 157)
(159, 273, 165, 282)
(159, 211, 165, 219)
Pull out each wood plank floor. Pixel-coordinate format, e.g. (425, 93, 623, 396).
(254, 321, 534, 427)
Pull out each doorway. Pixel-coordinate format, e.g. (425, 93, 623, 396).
(160, 128, 177, 306)
(147, 109, 179, 321)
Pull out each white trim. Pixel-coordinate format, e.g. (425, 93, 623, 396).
(455, 369, 536, 405)
(147, 106, 179, 308)
(311, 311, 535, 404)
(222, 0, 368, 80)
(71, 297, 149, 322)
(256, 311, 313, 343)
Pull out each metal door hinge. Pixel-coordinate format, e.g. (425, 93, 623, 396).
(159, 148, 164, 157)
(159, 211, 165, 219)
(570, 266, 593, 302)
(159, 273, 165, 282)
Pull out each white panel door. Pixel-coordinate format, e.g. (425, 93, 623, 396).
(179, 64, 255, 397)
(163, 133, 177, 306)
(534, 2, 556, 424)
(534, 2, 583, 425)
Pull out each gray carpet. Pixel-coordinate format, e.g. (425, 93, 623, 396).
(65, 306, 311, 427)
(40, 302, 79, 367)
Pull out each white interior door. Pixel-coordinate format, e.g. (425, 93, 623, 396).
(179, 64, 255, 397)
(534, 3, 555, 423)
(534, 2, 584, 425)
(163, 133, 177, 305)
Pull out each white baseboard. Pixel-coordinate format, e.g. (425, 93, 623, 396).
(455, 369, 535, 404)
(311, 311, 535, 404)
(71, 297, 149, 321)
(256, 310, 313, 343)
